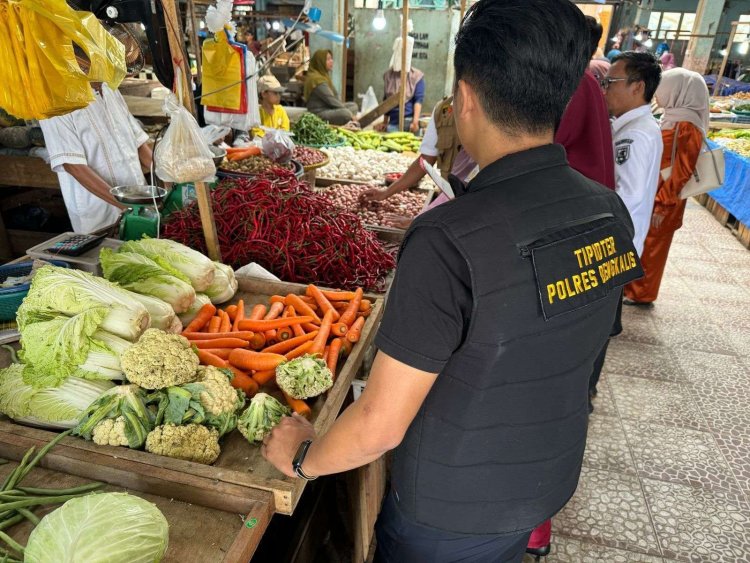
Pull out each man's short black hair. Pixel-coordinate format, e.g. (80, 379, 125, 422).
(585, 16, 603, 59)
(612, 51, 662, 103)
(454, 0, 589, 136)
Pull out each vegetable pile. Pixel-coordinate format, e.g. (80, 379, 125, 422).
(338, 129, 422, 153)
(709, 128, 750, 158)
(220, 154, 294, 175)
(293, 146, 328, 167)
(163, 169, 396, 291)
(319, 146, 415, 182)
(292, 113, 342, 146)
(321, 183, 428, 228)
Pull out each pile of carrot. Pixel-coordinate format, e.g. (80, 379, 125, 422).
(225, 146, 262, 161)
(181, 285, 372, 418)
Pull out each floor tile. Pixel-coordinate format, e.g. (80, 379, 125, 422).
(659, 320, 737, 357)
(603, 340, 682, 382)
(583, 415, 635, 475)
(589, 379, 618, 418)
(622, 421, 742, 494)
(708, 247, 750, 267)
(712, 432, 750, 498)
(706, 302, 750, 330)
(526, 535, 664, 563)
(672, 258, 737, 283)
(643, 478, 750, 562)
(554, 467, 660, 556)
(609, 375, 706, 431)
(617, 313, 665, 347)
(723, 326, 750, 357)
(675, 349, 750, 388)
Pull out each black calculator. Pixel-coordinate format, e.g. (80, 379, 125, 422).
(47, 234, 107, 256)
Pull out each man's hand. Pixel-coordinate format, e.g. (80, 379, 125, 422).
(361, 187, 389, 202)
(382, 213, 412, 229)
(651, 212, 665, 229)
(374, 121, 387, 132)
(261, 413, 316, 478)
(409, 120, 420, 134)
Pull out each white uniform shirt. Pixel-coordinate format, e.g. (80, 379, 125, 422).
(419, 112, 439, 157)
(611, 104, 663, 256)
(40, 84, 149, 233)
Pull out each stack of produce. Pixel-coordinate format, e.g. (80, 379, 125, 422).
(293, 146, 328, 167)
(322, 183, 428, 228)
(163, 169, 396, 291)
(318, 146, 414, 182)
(220, 153, 294, 175)
(709, 128, 750, 158)
(292, 113, 343, 146)
(338, 129, 422, 153)
(186, 285, 372, 439)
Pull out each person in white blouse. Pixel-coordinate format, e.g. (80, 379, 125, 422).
(39, 83, 153, 233)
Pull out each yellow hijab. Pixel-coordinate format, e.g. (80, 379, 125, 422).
(304, 50, 336, 102)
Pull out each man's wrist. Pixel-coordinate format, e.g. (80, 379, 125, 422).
(292, 439, 318, 480)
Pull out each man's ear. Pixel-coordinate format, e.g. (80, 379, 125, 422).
(455, 79, 476, 120)
(633, 80, 646, 101)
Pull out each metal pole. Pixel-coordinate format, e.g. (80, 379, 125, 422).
(398, 0, 409, 132)
(341, 0, 349, 102)
(714, 21, 739, 97)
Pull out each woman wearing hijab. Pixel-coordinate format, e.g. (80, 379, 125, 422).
(304, 49, 359, 125)
(660, 47, 677, 71)
(624, 68, 709, 305)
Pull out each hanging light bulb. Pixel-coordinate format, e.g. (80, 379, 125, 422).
(272, 20, 281, 31)
(740, 39, 750, 56)
(373, 1, 386, 31)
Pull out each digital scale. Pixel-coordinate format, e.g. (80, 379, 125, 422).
(110, 185, 167, 241)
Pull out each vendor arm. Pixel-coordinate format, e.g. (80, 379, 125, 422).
(409, 79, 425, 133)
(138, 141, 153, 173)
(62, 164, 126, 209)
(361, 154, 435, 201)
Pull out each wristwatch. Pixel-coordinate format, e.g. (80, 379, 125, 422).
(292, 440, 317, 481)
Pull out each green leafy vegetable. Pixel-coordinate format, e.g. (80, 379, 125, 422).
(237, 392, 290, 442)
(0, 364, 114, 429)
(74, 385, 155, 448)
(100, 248, 197, 314)
(275, 354, 333, 399)
(204, 262, 237, 305)
(24, 492, 169, 563)
(129, 292, 181, 333)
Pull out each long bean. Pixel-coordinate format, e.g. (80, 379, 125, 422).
(17, 429, 72, 483)
(1, 449, 35, 492)
(0, 516, 22, 532)
(0, 493, 84, 512)
(0, 531, 23, 555)
(15, 509, 38, 526)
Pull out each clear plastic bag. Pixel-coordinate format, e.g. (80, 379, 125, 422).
(154, 93, 216, 183)
(262, 128, 295, 164)
(358, 86, 378, 115)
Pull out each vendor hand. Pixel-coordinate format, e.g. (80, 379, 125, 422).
(383, 213, 413, 230)
(374, 122, 387, 132)
(361, 187, 389, 202)
(409, 120, 420, 134)
(261, 413, 316, 479)
(651, 212, 665, 229)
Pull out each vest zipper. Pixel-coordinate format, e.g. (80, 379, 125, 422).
(516, 212, 615, 258)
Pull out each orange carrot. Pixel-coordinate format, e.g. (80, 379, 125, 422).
(319, 289, 357, 301)
(229, 349, 287, 372)
(202, 348, 233, 360)
(207, 316, 221, 333)
(218, 310, 231, 333)
(331, 302, 349, 311)
(237, 316, 313, 332)
(232, 300, 245, 331)
(192, 338, 250, 349)
(265, 302, 285, 320)
(278, 327, 293, 341)
(183, 331, 255, 340)
(360, 299, 372, 312)
(283, 392, 311, 418)
(262, 331, 318, 354)
(306, 285, 340, 321)
(310, 310, 334, 355)
(264, 330, 278, 343)
(339, 288, 363, 326)
(184, 303, 217, 333)
(283, 294, 321, 323)
(252, 369, 276, 386)
(249, 303, 267, 320)
(358, 309, 372, 319)
(346, 316, 365, 343)
(270, 295, 286, 304)
(197, 349, 229, 368)
(285, 341, 314, 360)
(327, 338, 343, 377)
(230, 369, 259, 397)
(340, 338, 353, 357)
(249, 332, 266, 350)
(331, 322, 348, 337)
(225, 304, 238, 321)
(284, 305, 306, 337)
(226, 146, 261, 160)
(292, 323, 305, 338)
(301, 322, 320, 333)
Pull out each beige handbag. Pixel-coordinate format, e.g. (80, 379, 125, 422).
(660, 124, 725, 199)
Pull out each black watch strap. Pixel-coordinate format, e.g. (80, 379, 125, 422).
(292, 440, 317, 481)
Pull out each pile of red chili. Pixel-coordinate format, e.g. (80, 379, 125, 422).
(163, 169, 396, 291)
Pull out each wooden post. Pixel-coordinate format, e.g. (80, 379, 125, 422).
(187, 0, 202, 84)
(714, 21, 739, 97)
(162, 0, 221, 261)
(341, 0, 350, 103)
(459, 0, 467, 23)
(398, 0, 409, 132)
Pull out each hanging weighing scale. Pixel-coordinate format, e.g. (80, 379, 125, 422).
(110, 185, 167, 240)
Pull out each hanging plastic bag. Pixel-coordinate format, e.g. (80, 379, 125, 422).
(201, 125, 232, 145)
(0, 0, 126, 120)
(262, 128, 295, 164)
(358, 86, 378, 116)
(155, 93, 216, 183)
(204, 48, 261, 131)
(201, 31, 243, 111)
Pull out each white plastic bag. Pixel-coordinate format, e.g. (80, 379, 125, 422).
(200, 125, 231, 145)
(358, 86, 378, 115)
(262, 128, 295, 164)
(154, 93, 216, 183)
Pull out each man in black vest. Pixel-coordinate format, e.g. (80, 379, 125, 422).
(262, 0, 643, 560)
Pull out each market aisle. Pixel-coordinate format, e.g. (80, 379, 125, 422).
(523, 200, 750, 563)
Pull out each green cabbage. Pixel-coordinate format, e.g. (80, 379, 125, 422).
(204, 262, 238, 304)
(0, 364, 114, 429)
(17, 265, 149, 341)
(100, 248, 197, 314)
(24, 492, 169, 563)
(119, 238, 215, 292)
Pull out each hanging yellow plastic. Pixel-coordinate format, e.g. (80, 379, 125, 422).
(0, 0, 126, 120)
(201, 31, 243, 111)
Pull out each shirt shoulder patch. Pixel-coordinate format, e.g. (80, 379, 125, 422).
(615, 138, 633, 146)
(615, 144, 631, 165)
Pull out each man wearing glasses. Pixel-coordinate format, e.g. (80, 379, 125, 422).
(589, 52, 662, 409)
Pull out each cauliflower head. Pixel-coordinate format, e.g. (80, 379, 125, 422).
(121, 329, 199, 389)
(197, 366, 244, 416)
(238, 393, 290, 443)
(145, 423, 220, 464)
(276, 354, 333, 400)
(92, 416, 130, 447)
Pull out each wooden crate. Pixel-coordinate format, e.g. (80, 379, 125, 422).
(0, 276, 384, 517)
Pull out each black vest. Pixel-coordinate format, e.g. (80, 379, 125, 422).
(391, 144, 641, 535)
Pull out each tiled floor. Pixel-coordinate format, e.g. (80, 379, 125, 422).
(524, 201, 750, 563)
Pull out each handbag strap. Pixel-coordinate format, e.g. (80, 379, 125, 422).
(701, 136, 723, 182)
(669, 123, 679, 167)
